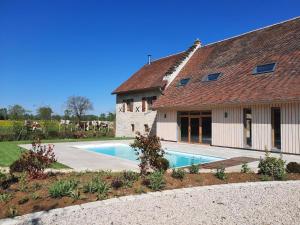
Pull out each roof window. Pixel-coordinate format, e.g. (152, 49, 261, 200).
(202, 73, 222, 82)
(253, 63, 276, 75)
(178, 78, 190, 86)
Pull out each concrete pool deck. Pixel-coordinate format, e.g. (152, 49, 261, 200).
(19, 140, 300, 172)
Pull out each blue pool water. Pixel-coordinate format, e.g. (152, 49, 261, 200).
(85, 144, 223, 168)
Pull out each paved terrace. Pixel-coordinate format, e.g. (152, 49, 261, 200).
(1, 181, 300, 225)
(19, 140, 300, 172)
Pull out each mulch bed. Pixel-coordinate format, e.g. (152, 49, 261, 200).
(1, 171, 300, 219)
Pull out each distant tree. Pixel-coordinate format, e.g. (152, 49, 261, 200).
(0, 108, 8, 120)
(82, 114, 98, 121)
(37, 106, 53, 120)
(64, 109, 72, 120)
(52, 114, 62, 121)
(107, 112, 116, 121)
(99, 113, 106, 121)
(8, 105, 26, 120)
(66, 96, 93, 122)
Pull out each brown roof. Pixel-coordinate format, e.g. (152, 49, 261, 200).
(112, 52, 184, 94)
(154, 17, 300, 109)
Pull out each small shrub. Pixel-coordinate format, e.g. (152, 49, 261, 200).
(7, 206, 18, 217)
(10, 140, 56, 179)
(31, 193, 40, 200)
(154, 158, 170, 171)
(31, 182, 42, 191)
(111, 177, 124, 189)
(18, 196, 29, 205)
(286, 162, 300, 173)
(122, 170, 139, 182)
(0, 193, 12, 203)
(70, 189, 81, 201)
(130, 133, 166, 175)
(83, 177, 110, 196)
(241, 163, 251, 173)
(48, 179, 78, 198)
(215, 167, 227, 180)
(189, 164, 200, 174)
(260, 175, 272, 181)
(18, 172, 28, 192)
(147, 171, 165, 191)
(258, 151, 286, 180)
(171, 168, 186, 180)
(134, 187, 146, 194)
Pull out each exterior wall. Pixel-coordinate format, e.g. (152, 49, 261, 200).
(212, 103, 300, 154)
(115, 90, 160, 137)
(212, 107, 244, 148)
(157, 110, 178, 141)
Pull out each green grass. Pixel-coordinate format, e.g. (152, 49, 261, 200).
(0, 137, 131, 168)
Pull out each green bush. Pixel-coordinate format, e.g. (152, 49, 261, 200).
(258, 152, 286, 180)
(147, 171, 165, 191)
(83, 177, 110, 195)
(0, 193, 12, 203)
(189, 164, 200, 174)
(171, 168, 186, 180)
(154, 158, 170, 171)
(241, 163, 251, 173)
(286, 162, 300, 173)
(18, 196, 29, 205)
(215, 167, 227, 180)
(48, 179, 78, 198)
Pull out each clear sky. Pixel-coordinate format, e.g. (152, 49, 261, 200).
(1, 0, 299, 115)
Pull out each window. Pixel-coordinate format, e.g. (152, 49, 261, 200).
(121, 100, 126, 112)
(243, 108, 252, 147)
(178, 78, 190, 86)
(144, 124, 149, 132)
(147, 96, 157, 110)
(271, 108, 281, 149)
(202, 73, 222, 82)
(142, 97, 146, 112)
(131, 124, 135, 132)
(253, 63, 276, 75)
(126, 99, 134, 112)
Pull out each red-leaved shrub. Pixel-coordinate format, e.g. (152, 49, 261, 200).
(10, 140, 56, 179)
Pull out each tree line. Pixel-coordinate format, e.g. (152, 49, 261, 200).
(0, 96, 115, 122)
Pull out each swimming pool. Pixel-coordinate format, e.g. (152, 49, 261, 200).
(75, 143, 223, 168)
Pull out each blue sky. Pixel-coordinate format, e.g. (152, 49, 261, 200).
(0, 0, 299, 115)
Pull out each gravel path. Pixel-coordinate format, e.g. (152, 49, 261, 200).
(2, 181, 300, 225)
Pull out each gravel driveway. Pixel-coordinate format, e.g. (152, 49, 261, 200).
(2, 181, 300, 225)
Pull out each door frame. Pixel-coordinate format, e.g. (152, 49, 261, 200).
(178, 111, 211, 144)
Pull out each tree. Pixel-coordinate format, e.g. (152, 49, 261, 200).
(37, 106, 53, 120)
(0, 108, 8, 120)
(66, 96, 93, 122)
(107, 112, 116, 121)
(8, 105, 26, 120)
(99, 113, 106, 120)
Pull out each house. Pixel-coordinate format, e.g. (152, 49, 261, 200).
(112, 17, 300, 155)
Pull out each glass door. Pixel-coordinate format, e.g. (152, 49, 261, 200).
(190, 118, 200, 143)
(180, 117, 189, 142)
(201, 117, 212, 144)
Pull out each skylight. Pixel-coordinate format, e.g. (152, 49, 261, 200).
(178, 78, 190, 86)
(202, 73, 222, 82)
(253, 63, 276, 75)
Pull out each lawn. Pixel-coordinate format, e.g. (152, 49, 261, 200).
(0, 137, 131, 168)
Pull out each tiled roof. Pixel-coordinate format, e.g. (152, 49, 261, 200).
(112, 52, 184, 94)
(154, 17, 300, 109)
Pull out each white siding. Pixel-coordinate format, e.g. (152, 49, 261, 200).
(156, 110, 178, 141)
(212, 107, 243, 148)
(211, 103, 300, 154)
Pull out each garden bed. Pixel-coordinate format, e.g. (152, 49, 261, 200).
(1, 171, 300, 219)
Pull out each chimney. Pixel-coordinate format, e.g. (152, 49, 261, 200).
(194, 38, 201, 46)
(147, 54, 152, 65)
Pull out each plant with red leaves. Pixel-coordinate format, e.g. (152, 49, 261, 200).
(10, 139, 56, 179)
